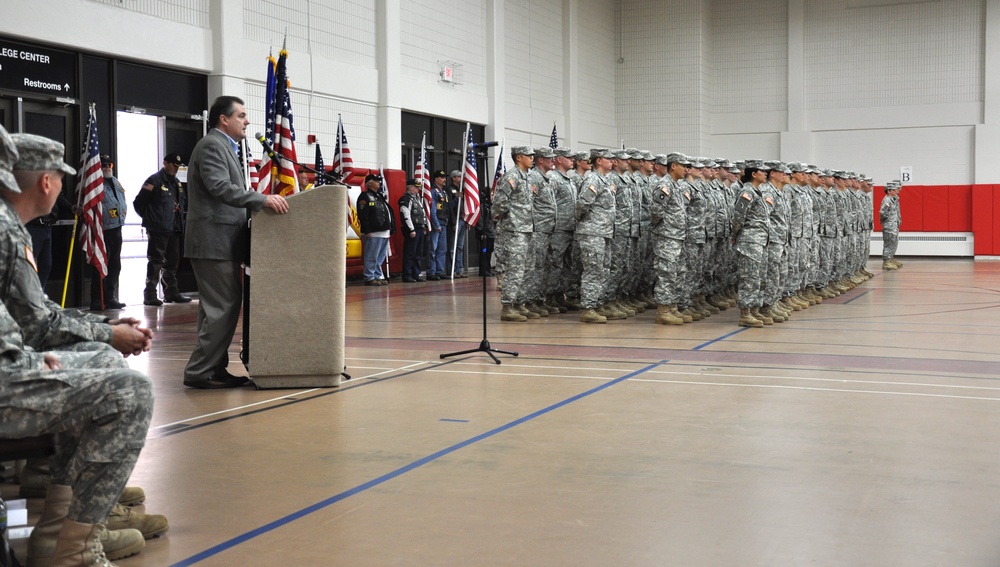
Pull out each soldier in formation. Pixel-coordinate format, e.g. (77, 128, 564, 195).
(491, 141, 881, 327)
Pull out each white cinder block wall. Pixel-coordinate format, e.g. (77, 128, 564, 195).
(3, 0, 999, 184)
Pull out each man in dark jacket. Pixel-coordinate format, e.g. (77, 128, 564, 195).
(356, 173, 394, 285)
(134, 152, 190, 306)
(398, 178, 427, 282)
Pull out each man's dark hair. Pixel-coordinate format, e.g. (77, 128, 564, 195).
(208, 96, 245, 128)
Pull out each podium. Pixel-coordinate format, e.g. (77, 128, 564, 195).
(248, 184, 347, 388)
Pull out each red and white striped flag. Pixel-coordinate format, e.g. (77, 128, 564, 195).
(332, 115, 354, 184)
(461, 124, 480, 226)
(76, 103, 107, 277)
(271, 47, 298, 196)
(254, 53, 277, 193)
(415, 132, 432, 229)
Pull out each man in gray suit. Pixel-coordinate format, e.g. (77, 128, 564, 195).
(183, 95, 289, 389)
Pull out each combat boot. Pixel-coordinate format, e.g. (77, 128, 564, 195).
(500, 305, 528, 322)
(105, 503, 169, 539)
(698, 295, 720, 315)
(19, 457, 51, 498)
(516, 304, 540, 319)
(708, 294, 730, 310)
(597, 303, 625, 320)
(526, 302, 549, 317)
(627, 297, 646, 313)
(675, 306, 694, 323)
(579, 308, 607, 324)
(882, 260, 897, 270)
(643, 291, 658, 309)
(762, 306, 784, 323)
(548, 295, 568, 313)
(738, 307, 763, 328)
(613, 300, 636, 317)
(541, 299, 562, 315)
(751, 307, 774, 325)
(681, 306, 703, 321)
(564, 296, 583, 311)
(891, 258, 903, 267)
(49, 521, 116, 567)
(655, 304, 684, 325)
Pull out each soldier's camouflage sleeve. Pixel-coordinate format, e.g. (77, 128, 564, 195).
(0, 300, 48, 375)
(0, 223, 114, 351)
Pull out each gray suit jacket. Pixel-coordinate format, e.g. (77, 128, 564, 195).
(184, 129, 266, 260)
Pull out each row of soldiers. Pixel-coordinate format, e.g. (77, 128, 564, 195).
(491, 145, 878, 326)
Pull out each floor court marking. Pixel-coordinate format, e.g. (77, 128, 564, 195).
(167, 360, 668, 567)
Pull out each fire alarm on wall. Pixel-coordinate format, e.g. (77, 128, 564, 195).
(307, 134, 317, 144)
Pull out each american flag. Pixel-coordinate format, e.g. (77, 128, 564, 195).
(378, 164, 392, 262)
(76, 103, 107, 278)
(461, 124, 480, 226)
(415, 132, 432, 229)
(314, 144, 325, 187)
(332, 115, 354, 184)
(549, 123, 558, 149)
(271, 47, 298, 197)
(255, 53, 277, 193)
(490, 139, 505, 198)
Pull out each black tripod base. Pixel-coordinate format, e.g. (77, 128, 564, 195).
(440, 339, 519, 365)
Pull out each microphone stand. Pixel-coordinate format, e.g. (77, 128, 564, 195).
(242, 140, 351, 381)
(440, 146, 518, 365)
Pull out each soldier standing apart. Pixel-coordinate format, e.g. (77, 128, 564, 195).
(493, 146, 535, 322)
(732, 160, 772, 328)
(134, 152, 190, 306)
(89, 154, 128, 310)
(649, 153, 690, 325)
(576, 149, 617, 324)
(880, 180, 902, 270)
(357, 173, 395, 285)
(398, 178, 427, 282)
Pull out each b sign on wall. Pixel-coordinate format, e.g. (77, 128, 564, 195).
(900, 166, 913, 183)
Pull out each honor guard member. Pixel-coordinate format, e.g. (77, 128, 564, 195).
(527, 147, 558, 316)
(134, 152, 190, 306)
(880, 180, 902, 270)
(89, 154, 128, 310)
(547, 147, 579, 310)
(445, 170, 467, 278)
(649, 153, 691, 325)
(493, 146, 535, 321)
(732, 160, 772, 327)
(427, 170, 448, 280)
(357, 173, 395, 285)
(398, 178, 428, 282)
(576, 149, 617, 323)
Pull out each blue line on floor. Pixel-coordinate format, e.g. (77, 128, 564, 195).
(169, 360, 668, 567)
(692, 327, 748, 351)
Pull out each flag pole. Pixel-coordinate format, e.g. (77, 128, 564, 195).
(60, 215, 79, 308)
(451, 122, 471, 278)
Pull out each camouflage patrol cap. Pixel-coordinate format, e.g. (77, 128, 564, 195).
(553, 147, 574, 158)
(690, 157, 706, 168)
(833, 170, 849, 179)
(611, 149, 630, 160)
(590, 148, 613, 159)
(0, 124, 19, 194)
(787, 162, 805, 173)
(510, 145, 535, 157)
(744, 159, 766, 170)
(701, 158, 719, 168)
(574, 151, 589, 161)
(11, 133, 76, 176)
(534, 146, 556, 159)
(641, 150, 655, 161)
(665, 152, 692, 166)
(654, 154, 669, 165)
(716, 159, 732, 169)
(623, 148, 641, 160)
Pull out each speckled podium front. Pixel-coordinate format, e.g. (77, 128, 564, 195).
(248, 184, 346, 388)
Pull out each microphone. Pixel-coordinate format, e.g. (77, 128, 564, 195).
(254, 132, 276, 158)
(472, 141, 499, 148)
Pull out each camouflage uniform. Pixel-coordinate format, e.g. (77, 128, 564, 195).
(547, 165, 577, 301)
(813, 183, 837, 289)
(732, 177, 771, 309)
(606, 165, 632, 302)
(0, 131, 153, 525)
(880, 186, 901, 261)
(528, 164, 556, 304)
(493, 166, 534, 307)
(649, 174, 687, 306)
(576, 169, 616, 309)
(761, 180, 789, 306)
(681, 176, 707, 307)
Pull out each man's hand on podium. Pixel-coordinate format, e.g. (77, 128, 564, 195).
(264, 194, 289, 214)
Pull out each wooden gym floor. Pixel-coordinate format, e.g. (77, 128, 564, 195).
(10, 258, 1000, 566)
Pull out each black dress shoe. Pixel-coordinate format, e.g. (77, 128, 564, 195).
(183, 370, 249, 389)
(164, 294, 192, 303)
(402, 277, 417, 283)
(107, 301, 126, 309)
(144, 297, 163, 306)
(427, 275, 440, 281)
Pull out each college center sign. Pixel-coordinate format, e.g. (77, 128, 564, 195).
(0, 39, 77, 99)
